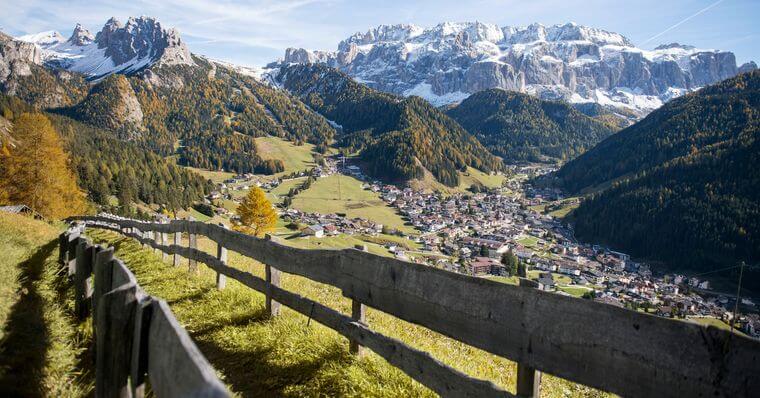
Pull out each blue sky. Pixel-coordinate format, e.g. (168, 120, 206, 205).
(2, 0, 757, 67)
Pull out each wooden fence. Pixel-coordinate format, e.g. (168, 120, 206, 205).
(71, 215, 760, 398)
(59, 224, 229, 398)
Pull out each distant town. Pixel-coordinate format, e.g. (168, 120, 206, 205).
(201, 157, 759, 340)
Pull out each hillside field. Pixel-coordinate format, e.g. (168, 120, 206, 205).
(290, 174, 416, 234)
(255, 136, 318, 176)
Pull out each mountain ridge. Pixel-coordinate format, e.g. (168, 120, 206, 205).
(275, 21, 756, 115)
(276, 63, 503, 187)
(553, 70, 760, 288)
(446, 88, 617, 163)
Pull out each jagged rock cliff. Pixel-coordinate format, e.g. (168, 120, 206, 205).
(277, 22, 756, 113)
(19, 16, 194, 80)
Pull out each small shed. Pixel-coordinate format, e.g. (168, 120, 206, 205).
(0, 204, 44, 220)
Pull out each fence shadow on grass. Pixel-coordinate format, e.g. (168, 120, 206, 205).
(0, 240, 57, 397)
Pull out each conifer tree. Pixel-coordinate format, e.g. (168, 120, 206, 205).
(236, 186, 277, 237)
(0, 113, 85, 219)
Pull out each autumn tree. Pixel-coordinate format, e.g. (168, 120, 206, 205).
(0, 113, 85, 219)
(236, 186, 276, 237)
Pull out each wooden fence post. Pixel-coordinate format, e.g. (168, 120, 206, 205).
(516, 277, 541, 398)
(264, 234, 281, 317)
(59, 232, 68, 264)
(216, 224, 228, 290)
(75, 239, 95, 320)
(349, 245, 368, 356)
(173, 229, 181, 267)
(96, 280, 138, 398)
(349, 300, 366, 356)
(92, 247, 115, 337)
(188, 216, 198, 274)
(67, 233, 81, 277)
(130, 294, 152, 398)
(160, 226, 168, 262)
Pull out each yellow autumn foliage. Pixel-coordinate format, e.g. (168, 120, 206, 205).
(235, 186, 276, 237)
(0, 113, 86, 219)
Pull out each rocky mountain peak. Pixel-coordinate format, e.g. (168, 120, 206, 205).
(275, 20, 751, 114)
(19, 16, 194, 80)
(68, 23, 94, 46)
(654, 43, 696, 51)
(739, 61, 758, 74)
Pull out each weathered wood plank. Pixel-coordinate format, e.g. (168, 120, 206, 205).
(173, 230, 181, 267)
(349, 299, 366, 356)
(111, 259, 138, 290)
(74, 239, 95, 320)
(160, 231, 168, 261)
(130, 292, 152, 398)
(265, 264, 281, 317)
(92, 246, 114, 335)
(216, 224, 228, 290)
(75, 216, 760, 398)
(515, 364, 541, 398)
(148, 300, 229, 398)
(96, 281, 138, 398)
(66, 233, 81, 277)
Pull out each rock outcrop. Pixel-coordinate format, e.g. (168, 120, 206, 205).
(276, 21, 755, 113)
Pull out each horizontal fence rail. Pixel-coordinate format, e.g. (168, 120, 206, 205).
(59, 224, 229, 398)
(71, 215, 760, 398)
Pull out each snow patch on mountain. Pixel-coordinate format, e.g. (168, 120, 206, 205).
(18, 16, 194, 81)
(276, 21, 754, 114)
(403, 82, 469, 107)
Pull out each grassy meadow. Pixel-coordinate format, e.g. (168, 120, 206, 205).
(0, 214, 93, 397)
(85, 227, 608, 398)
(290, 175, 415, 234)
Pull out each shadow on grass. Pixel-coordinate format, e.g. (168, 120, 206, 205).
(0, 240, 57, 397)
(188, 305, 351, 397)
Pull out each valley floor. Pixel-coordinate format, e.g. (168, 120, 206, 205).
(0, 214, 93, 397)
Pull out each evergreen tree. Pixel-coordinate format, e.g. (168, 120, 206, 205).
(236, 186, 277, 237)
(0, 113, 85, 219)
(501, 250, 519, 276)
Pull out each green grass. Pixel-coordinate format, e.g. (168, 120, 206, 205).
(189, 208, 213, 222)
(291, 175, 416, 234)
(457, 167, 506, 191)
(255, 136, 318, 176)
(557, 285, 592, 298)
(515, 235, 539, 248)
(686, 317, 748, 337)
(486, 275, 519, 286)
(266, 177, 307, 205)
(0, 214, 93, 397)
(185, 166, 235, 184)
(86, 228, 607, 398)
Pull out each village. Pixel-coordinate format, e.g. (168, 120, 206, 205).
(203, 159, 760, 340)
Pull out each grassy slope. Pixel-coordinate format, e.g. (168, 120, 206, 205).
(0, 213, 93, 397)
(185, 166, 235, 184)
(86, 228, 607, 398)
(290, 175, 415, 234)
(255, 136, 317, 176)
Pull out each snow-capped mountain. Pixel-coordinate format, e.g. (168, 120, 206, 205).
(276, 21, 756, 112)
(19, 16, 194, 80)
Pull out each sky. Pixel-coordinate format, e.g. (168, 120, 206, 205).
(1, 0, 757, 67)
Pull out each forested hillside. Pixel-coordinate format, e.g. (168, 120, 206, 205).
(64, 58, 336, 174)
(555, 71, 760, 289)
(0, 95, 211, 215)
(277, 63, 503, 186)
(447, 89, 617, 163)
